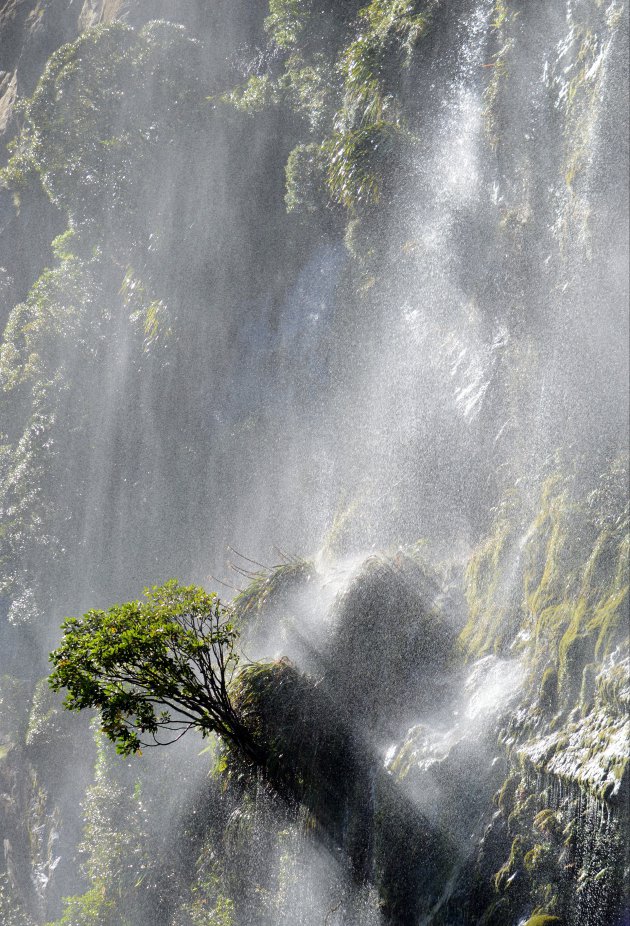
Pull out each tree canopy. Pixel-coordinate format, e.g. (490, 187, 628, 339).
(48, 580, 264, 763)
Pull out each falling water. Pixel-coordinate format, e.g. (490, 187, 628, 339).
(0, 0, 627, 924)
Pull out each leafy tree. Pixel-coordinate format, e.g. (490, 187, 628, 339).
(48, 581, 264, 764)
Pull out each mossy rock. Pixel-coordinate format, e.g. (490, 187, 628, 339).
(533, 808, 561, 840)
(523, 843, 554, 874)
(374, 776, 454, 923)
(523, 916, 562, 926)
(459, 492, 522, 658)
(327, 551, 457, 735)
(496, 773, 520, 815)
(231, 658, 353, 807)
(231, 658, 455, 919)
(462, 458, 628, 709)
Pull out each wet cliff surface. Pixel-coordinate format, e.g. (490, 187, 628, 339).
(0, 1, 628, 924)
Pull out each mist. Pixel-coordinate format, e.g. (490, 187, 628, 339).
(0, 1, 628, 924)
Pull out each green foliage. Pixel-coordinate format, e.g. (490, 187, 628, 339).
(77, 733, 149, 901)
(266, 0, 306, 48)
(174, 893, 235, 926)
(25, 675, 79, 758)
(325, 120, 401, 207)
(119, 266, 172, 353)
(231, 0, 434, 215)
(51, 229, 79, 262)
(50, 717, 220, 926)
(3, 22, 205, 238)
(46, 889, 119, 926)
(283, 55, 331, 129)
(285, 142, 328, 212)
(0, 254, 105, 625)
(0, 256, 94, 392)
(324, 0, 431, 207)
(342, 0, 430, 108)
(224, 74, 280, 114)
(265, 0, 362, 52)
(48, 580, 255, 758)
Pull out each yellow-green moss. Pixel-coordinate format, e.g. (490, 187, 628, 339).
(533, 808, 560, 839)
(463, 459, 628, 714)
(496, 772, 519, 814)
(459, 491, 521, 657)
(482, 0, 516, 149)
(523, 917, 562, 926)
(494, 835, 525, 892)
(524, 843, 553, 873)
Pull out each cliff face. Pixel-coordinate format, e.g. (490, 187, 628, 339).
(0, 0, 627, 924)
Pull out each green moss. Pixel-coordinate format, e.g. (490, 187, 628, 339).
(494, 835, 525, 892)
(523, 473, 575, 622)
(555, 520, 629, 703)
(524, 843, 553, 874)
(523, 917, 562, 926)
(596, 654, 630, 716)
(482, 0, 515, 149)
(578, 662, 597, 712)
(459, 491, 521, 657)
(555, 11, 624, 247)
(462, 459, 628, 719)
(496, 772, 519, 814)
(533, 809, 560, 839)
